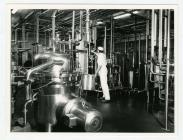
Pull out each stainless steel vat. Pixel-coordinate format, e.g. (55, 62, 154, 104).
(82, 74, 95, 90)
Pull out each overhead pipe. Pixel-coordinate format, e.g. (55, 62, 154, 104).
(52, 10, 57, 52)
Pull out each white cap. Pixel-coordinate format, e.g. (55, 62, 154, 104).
(98, 47, 104, 51)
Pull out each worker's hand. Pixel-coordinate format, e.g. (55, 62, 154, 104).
(94, 73, 97, 78)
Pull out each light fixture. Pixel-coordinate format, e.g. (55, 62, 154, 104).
(97, 21, 104, 25)
(114, 13, 131, 19)
(132, 11, 139, 14)
(113, 10, 139, 20)
(11, 9, 18, 14)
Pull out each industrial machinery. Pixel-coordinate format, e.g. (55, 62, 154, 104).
(14, 52, 103, 132)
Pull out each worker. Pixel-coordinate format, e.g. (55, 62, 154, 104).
(91, 46, 111, 103)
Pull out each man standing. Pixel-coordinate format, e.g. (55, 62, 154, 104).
(92, 46, 110, 103)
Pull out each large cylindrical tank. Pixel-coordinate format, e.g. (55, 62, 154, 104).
(37, 84, 73, 125)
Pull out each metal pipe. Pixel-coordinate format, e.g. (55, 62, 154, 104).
(150, 9, 155, 83)
(44, 31, 47, 47)
(154, 11, 157, 46)
(36, 15, 39, 43)
(138, 34, 141, 88)
(104, 26, 107, 55)
(26, 61, 54, 81)
(71, 10, 75, 71)
(46, 123, 52, 132)
(79, 10, 83, 40)
(52, 10, 57, 52)
(86, 9, 90, 42)
(15, 29, 18, 44)
(72, 11, 75, 41)
(86, 9, 90, 74)
(165, 9, 171, 131)
(110, 16, 113, 60)
(138, 34, 141, 67)
(24, 99, 32, 125)
(159, 10, 163, 65)
(22, 23, 26, 48)
(164, 10, 168, 47)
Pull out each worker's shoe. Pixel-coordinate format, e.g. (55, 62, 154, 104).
(101, 99, 111, 103)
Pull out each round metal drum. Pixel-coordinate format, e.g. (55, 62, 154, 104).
(82, 74, 95, 90)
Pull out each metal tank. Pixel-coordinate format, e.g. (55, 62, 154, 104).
(82, 74, 95, 90)
(33, 52, 102, 132)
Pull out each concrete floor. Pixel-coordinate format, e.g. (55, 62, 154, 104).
(83, 91, 165, 132)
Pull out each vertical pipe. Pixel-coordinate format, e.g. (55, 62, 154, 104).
(150, 9, 155, 82)
(80, 10, 83, 40)
(138, 34, 141, 89)
(52, 10, 57, 52)
(26, 32, 29, 42)
(159, 10, 163, 64)
(165, 9, 171, 131)
(164, 10, 167, 48)
(124, 37, 127, 83)
(110, 16, 113, 60)
(104, 26, 107, 55)
(72, 10, 75, 71)
(151, 10, 155, 58)
(45, 31, 47, 47)
(154, 11, 157, 46)
(138, 34, 141, 67)
(72, 10, 75, 41)
(36, 15, 39, 43)
(22, 23, 26, 64)
(49, 31, 51, 47)
(22, 24, 26, 48)
(145, 11, 150, 103)
(15, 29, 18, 44)
(26, 84, 31, 101)
(46, 123, 52, 132)
(36, 15, 39, 55)
(125, 38, 127, 54)
(86, 9, 90, 42)
(86, 9, 90, 74)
